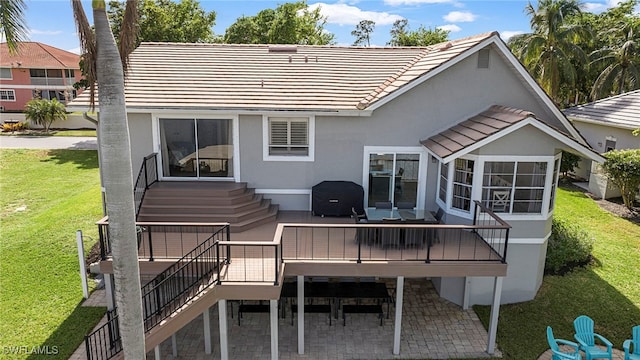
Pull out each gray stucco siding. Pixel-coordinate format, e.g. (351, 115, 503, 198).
(572, 120, 640, 152)
(127, 113, 153, 177)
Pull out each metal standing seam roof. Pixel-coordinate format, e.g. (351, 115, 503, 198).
(68, 32, 497, 111)
(420, 105, 536, 159)
(0, 42, 80, 69)
(563, 90, 640, 130)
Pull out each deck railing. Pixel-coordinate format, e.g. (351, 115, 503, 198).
(278, 201, 510, 263)
(216, 241, 282, 285)
(96, 219, 227, 261)
(134, 153, 158, 218)
(85, 224, 230, 359)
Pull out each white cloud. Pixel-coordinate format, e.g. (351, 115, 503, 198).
(29, 29, 63, 36)
(438, 24, 462, 32)
(384, 0, 453, 5)
(500, 30, 525, 41)
(583, 2, 607, 12)
(308, 3, 404, 26)
(443, 11, 477, 23)
(67, 47, 81, 54)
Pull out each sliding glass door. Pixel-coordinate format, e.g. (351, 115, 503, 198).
(159, 118, 233, 179)
(366, 149, 422, 207)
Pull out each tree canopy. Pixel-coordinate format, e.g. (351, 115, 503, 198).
(388, 19, 449, 46)
(352, 20, 375, 47)
(107, 0, 216, 45)
(223, 1, 334, 45)
(0, 0, 28, 53)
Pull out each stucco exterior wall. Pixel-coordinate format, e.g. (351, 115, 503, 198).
(0, 112, 96, 129)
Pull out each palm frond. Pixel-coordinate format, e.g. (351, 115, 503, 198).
(0, 0, 28, 54)
(71, 0, 97, 109)
(118, 0, 138, 74)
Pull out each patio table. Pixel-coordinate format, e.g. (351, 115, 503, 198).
(363, 208, 438, 247)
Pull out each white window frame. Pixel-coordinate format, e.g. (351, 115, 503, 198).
(0, 90, 16, 101)
(436, 155, 556, 220)
(262, 115, 315, 162)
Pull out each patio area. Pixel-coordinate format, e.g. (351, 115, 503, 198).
(141, 278, 498, 359)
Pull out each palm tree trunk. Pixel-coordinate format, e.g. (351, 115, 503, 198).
(93, 2, 146, 358)
(619, 67, 627, 94)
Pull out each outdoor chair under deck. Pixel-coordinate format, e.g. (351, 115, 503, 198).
(573, 315, 613, 360)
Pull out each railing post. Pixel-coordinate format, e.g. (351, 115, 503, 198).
(98, 224, 106, 260)
(147, 228, 154, 262)
(274, 245, 279, 285)
(84, 336, 91, 360)
(502, 228, 510, 263)
(425, 228, 431, 264)
(357, 226, 362, 263)
(226, 225, 231, 264)
(216, 242, 222, 285)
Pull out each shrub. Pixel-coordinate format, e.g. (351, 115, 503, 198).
(545, 216, 594, 275)
(601, 149, 640, 210)
(2, 121, 28, 132)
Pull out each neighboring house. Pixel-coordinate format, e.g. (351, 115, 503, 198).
(70, 32, 603, 358)
(0, 42, 83, 112)
(564, 90, 640, 199)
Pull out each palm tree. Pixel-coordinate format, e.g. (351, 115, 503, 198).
(0, 0, 28, 53)
(24, 98, 67, 133)
(590, 20, 640, 100)
(510, 0, 590, 103)
(72, 0, 145, 357)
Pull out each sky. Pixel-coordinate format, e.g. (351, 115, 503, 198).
(20, 0, 622, 53)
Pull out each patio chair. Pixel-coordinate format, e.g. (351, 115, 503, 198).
(573, 315, 613, 360)
(547, 326, 582, 360)
(375, 201, 392, 209)
(380, 218, 402, 249)
(624, 325, 640, 360)
(397, 201, 414, 209)
(352, 207, 372, 244)
(403, 218, 425, 248)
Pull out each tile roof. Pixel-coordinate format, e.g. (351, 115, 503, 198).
(420, 105, 535, 159)
(0, 42, 80, 69)
(563, 90, 640, 130)
(69, 32, 497, 111)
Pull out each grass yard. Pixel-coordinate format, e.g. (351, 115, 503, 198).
(475, 185, 640, 359)
(0, 149, 105, 359)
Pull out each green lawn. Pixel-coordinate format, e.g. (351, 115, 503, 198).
(475, 185, 640, 359)
(0, 149, 106, 359)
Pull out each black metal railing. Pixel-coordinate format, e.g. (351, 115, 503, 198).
(96, 220, 227, 261)
(85, 224, 230, 359)
(216, 241, 281, 285)
(141, 224, 229, 330)
(84, 309, 120, 360)
(278, 201, 510, 264)
(134, 153, 158, 218)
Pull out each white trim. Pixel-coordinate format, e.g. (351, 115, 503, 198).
(262, 115, 315, 162)
(440, 117, 603, 164)
(1, 84, 75, 90)
(507, 235, 550, 245)
(152, 114, 240, 182)
(255, 188, 312, 195)
(362, 146, 428, 208)
(568, 116, 640, 131)
(0, 89, 16, 101)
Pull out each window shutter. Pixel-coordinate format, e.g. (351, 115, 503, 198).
(270, 120, 288, 146)
(290, 121, 308, 145)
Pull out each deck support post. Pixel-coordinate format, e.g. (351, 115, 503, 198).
(270, 299, 279, 360)
(154, 345, 161, 360)
(171, 333, 177, 357)
(462, 276, 471, 310)
(218, 300, 229, 360)
(487, 276, 503, 354)
(203, 308, 212, 354)
(393, 276, 404, 355)
(297, 275, 305, 354)
(104, 274, 115, 311)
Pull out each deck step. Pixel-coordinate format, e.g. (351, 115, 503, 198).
(138, 182, 278, 233)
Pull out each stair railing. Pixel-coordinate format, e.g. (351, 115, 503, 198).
(84, 223, 230, 359)
(134, 153, 158, 219)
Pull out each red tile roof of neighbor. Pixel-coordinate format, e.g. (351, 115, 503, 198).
(0, 42, 80, 69)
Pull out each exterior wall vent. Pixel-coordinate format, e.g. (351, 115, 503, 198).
(478, 48, 490, 69)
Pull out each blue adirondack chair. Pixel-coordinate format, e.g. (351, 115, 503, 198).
(573, 315, 613, 360)
(547, 326, 582, 360)
(624, 325, 640, 360)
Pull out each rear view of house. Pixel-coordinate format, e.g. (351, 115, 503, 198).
(70, 32, 603, 358)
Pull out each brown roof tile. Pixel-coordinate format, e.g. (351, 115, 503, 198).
(0, 42, 80, 68)
(421, 105, 535, 159)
